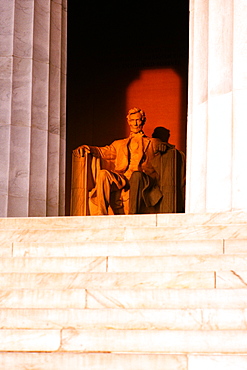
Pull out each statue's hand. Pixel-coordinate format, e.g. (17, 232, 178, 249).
(157, 142, 167, 153)
(73, 145, 90, 157)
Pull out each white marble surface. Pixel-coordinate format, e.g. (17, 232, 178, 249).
(158, 210, 247, 226)
(0, 272, 215, 290)
(1, 308, 247, 331)
(233, 0, 247, 90)
(216, 271, 247, 288)
(0, 329, 60, 351)
(232, 88, 247, 210)
(0, 0, 66, 217)
(61, 329, 247, 353)
(186, 0, 247, 213)
(0, 213, 157, 229)
(11, 57, 32, 126)
(0, 353, 187, 370)
(0, 211, 246, 229)
(206, 93, 233, 212)
(86, 289, 247, 309)
(7, 125, 31, 216)
(0, 224, 247, 243)
(31, 61, 49, 130)
(13, 239, 223, 257)
(0, 0, 15, 56)
(0, 126, 11, 208)
(208, 0, 233, 96)
(46, 1, 62, 218)
(0, 257, 107, 273)
(0, 289, 85, 309)
(29, 127, 48, 216)
(0, 57, 12, 123)
(188, 355, 247, 370)
(124, 224, 247, 241)
(0, 228, 126, 243)
(0, 242, 12, 257)
(33, 0, 50, 62)
(225, 239, 247, 254)
(47, 131, 61, 216)
(108, 255, 247, 272)
(186, 104, 208, 213)
(13, 0, 34, 58)
(0, 213, 246, 361)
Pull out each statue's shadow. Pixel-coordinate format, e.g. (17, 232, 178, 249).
(152, 126, 170, 143)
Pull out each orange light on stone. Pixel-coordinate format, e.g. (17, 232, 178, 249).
(126, 68, 185, 151)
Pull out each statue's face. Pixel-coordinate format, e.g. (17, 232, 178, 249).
(128, 112, 144, 134)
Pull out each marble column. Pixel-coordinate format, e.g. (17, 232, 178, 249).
(0, 0, 67, 217)
(186, 0, 247, 213)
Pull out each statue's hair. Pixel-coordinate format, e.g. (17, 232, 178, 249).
(126, 107, 146, 123)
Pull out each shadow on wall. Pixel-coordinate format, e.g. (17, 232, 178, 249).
(125, 67, 187, 151)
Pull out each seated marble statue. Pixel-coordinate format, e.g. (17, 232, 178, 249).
(72, 107, 185, 215)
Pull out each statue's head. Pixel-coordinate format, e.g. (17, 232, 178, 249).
(126, 107, 146, 134)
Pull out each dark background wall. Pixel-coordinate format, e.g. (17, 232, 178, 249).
(66, 1, 189, 214)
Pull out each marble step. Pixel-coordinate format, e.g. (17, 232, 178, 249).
(0, 289, 247, 309)
(1, 255, 247, 272)
(1, 307, 247, 330)
(0, 353, 188, 370)
(10, 239, 225, 257)
(0, 353, 247, 370)
(1, 224, 247, 243)
(1, 211, 247, 230)
(60, 329, 247, 353)
(0, 328, 247, 353)
(0, 271, 216, 289)
(9, 239, 247, 257)
(86, 289, 247, 309)
(1, 271, 247, 289)
(1, 352, 246, 370)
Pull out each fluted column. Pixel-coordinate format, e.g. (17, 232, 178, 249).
(0, 0, 67, 217)
(186, 0, 247, 213)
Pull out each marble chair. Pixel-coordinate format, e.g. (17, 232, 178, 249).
(70, 146, 185, 216)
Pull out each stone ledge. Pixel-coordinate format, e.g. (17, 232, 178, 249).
(12, 239, 224, 257)
(61, 329, 247, 353)
(107, 255, 247, 272)
(0, 353, 187, 370)
(0, 257, 107, 273)
(86, 289, 247, 309)
(0, 330, 60, 351)
(3, 255, 247, 273)
(1, 210, 247, 230)
(0, 289, 86, 309)
(0, 271, 215, 289)
(0, 308, 247, 330)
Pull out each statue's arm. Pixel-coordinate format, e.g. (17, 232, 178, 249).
(73, 145, 101, 158)
(152, 138, 175, 154)
(96, 143, 116, 160)
(73, 142, 116, 159)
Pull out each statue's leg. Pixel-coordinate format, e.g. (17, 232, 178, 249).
(96, 169, 125, 215)
(129, 171, 149, 214)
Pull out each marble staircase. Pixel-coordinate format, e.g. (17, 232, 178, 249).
(0, 212, 247, 369)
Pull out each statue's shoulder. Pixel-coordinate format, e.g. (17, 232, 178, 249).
(112, 137, 129, 147)
(150, 137, 162, 143)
